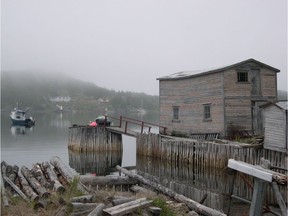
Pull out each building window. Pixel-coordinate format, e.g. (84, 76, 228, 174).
(203, 104, 211, 120)
(237, 71, 248, 82)
(173, 106, 179, 120)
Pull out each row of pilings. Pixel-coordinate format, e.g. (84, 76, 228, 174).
(136, 133, 287, 206)
(136, 133, 287, 170)
(67, 127, 287, 206)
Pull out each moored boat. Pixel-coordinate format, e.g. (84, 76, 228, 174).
(10, 105, 35, 126)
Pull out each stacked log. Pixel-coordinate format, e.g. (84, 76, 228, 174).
(21, 166, 50, 198)
(1, 159, 207, 216)
(41, 161, 65, 193)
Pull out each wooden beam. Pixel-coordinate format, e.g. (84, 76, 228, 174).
(116, 165, 226, 216)
(228, 159, 273, 182)
(102, 198, 152, 216)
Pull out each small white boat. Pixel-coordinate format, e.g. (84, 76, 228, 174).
(10, 105, 35, 126)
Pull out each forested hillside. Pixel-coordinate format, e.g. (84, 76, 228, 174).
(1, 71, 159, 113)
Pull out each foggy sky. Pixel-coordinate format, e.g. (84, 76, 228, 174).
(1, 0, 287, 95)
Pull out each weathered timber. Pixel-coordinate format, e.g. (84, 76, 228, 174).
(31, 163, 53, 189)
(271, 182, 287, 216)
(130, 185, 155, 194)
(70, 202, 99, 214)
(188, 211, 200, 216)
(68, 126, 123, 152)
(18, 171, 39, 201)
(3, 176, 29, 201)
(228, 159, 287, 184)
(147, 206, 162, 215)
(33, 199, 53, 210)
(42, 161, 65, 193)
(80, 176, 138, 186)
(112, 197, 136, 206)
(116, 165, 226, 216)
(0, 170, 9, 207)
(103, 197, 152, 216)
(21, 166, 50, 198)
(70, 195, 94, 203)
(87, 203, 106, 216)
(50, 156, 89, 194)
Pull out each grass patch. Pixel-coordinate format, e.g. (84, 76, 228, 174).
(152, 198, 176, 216)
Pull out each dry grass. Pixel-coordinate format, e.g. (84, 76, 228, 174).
(1, 185, 190, 216)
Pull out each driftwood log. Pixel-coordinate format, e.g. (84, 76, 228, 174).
(3, 175, 29, 202)
(103, 197, 152, 216)
(87, 203, 105, 216)
(112, 197, 136, 206)
(50, 156, 89, 194)
(70, 195, 94, 203)
(0, 170, 9, 207)
(80, 175, 138, 186)
(31, 164, 53, 189)
(21, 166, 50, 198)
(116, 165, 226, 216)
(42, 161, 65, 193)
(18, 171, 39, 201)
(70, 202, 100, 216)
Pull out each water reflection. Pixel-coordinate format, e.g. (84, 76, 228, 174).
(10, 125, 34, 136)
(136, 156, 241, 211)
(68, 149, 122, 175)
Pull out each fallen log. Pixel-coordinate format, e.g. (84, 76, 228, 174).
(33, 198, 53, 210)
(42, 161, 65, 193)
(112, 197, 135, 206)
(80, 175, 138, 186)
(50, 156, 89, 194)
(70, 202, 99, 214)
(1, 161, 15, 195)
(87, 203, 105, 216)
(18, 171, 39, 201)
(116, 165, 226, 216)
(70, 194, 94, 203)
(21, 166, 50, 198)
(2, 175, 29, 202)
(130, 185, 156, 195)
(103, 197, 152, 216)
(0, 170, 9, 207)
(31, 163, 53, 189)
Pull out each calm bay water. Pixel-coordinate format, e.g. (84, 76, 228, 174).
(1, 110, 151, 170)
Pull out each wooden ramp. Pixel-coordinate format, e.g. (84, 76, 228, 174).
(106, 126, 138, 137)
(104, 115, 167, 137)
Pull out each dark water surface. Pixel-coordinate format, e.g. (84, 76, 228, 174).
(1, 111, 150, 169)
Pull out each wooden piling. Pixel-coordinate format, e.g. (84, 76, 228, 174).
(68, 126, 123, 153)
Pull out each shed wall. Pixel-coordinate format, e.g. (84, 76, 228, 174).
(159, 72, 225, 136)
(263, 106, 287, 153)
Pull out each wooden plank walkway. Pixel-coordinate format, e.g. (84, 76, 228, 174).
(106, 126, 139, 137)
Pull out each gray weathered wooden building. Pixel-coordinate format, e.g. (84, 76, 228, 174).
(157, 59, 279, 138)
(261, 101, 288, 153)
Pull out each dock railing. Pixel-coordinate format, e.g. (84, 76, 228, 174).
(105, 115, 167, 135)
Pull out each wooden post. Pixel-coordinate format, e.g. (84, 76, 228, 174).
(271, 182, 287, 216)
(119, 116, 122, 128)
(125, 121, 128, 134)
(141, 121, 144, 134)
(249, 179, 267, 216)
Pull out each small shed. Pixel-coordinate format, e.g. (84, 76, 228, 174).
(261, 101, 288, 153)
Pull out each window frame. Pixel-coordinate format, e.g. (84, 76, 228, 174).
(172, 106, 180, 121)
(203, 103, 212, 121)
(237, 70, 249, 83)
